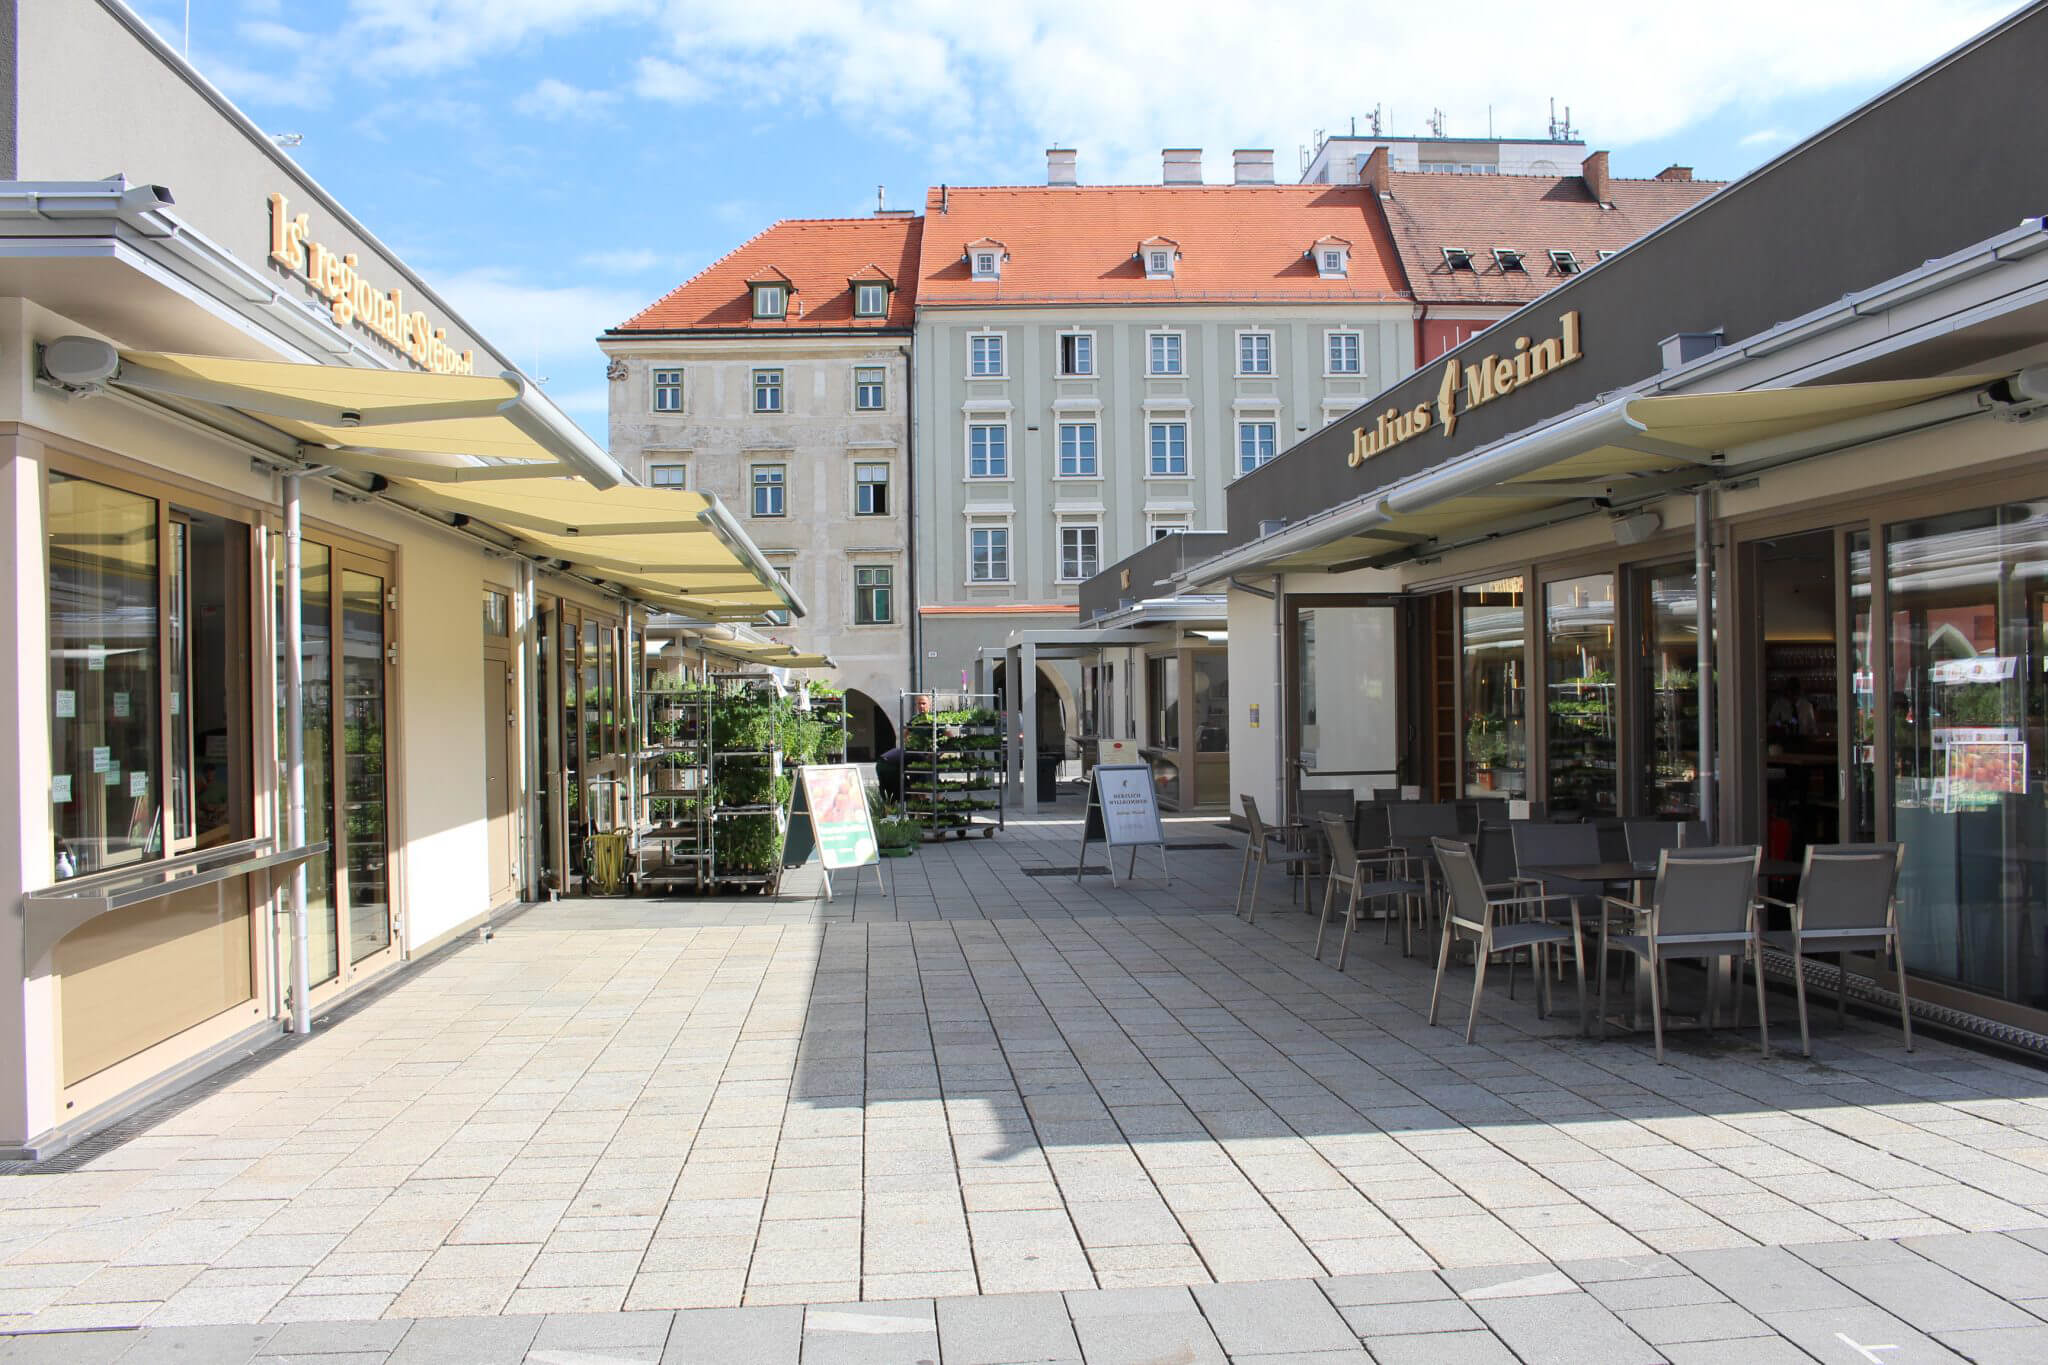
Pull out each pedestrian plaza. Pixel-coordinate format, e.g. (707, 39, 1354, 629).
(1, 814, 2045, 1362)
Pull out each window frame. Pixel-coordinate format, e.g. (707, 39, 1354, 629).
(752, 367, 784, 414)
(1147, 420, 1189, 477)
(751, 283, 787, 320)
(853, 564, 894, 625)
(650, 368, 683, 413)
(968, 331, 1006, 379)
(852, 461, 891, 517)
(1236, 329, 1275, 377)
(966, 421, 1010, 480)
(648, 462, 689, 490)
(1318, 247, 1348, 278)
(1058, 521, 1101, 583)
(1325, 329, 1363, 376)
(750, 463, 787, 518)
(1236, 419, 1278, 476)
(853, 282, 888, 318)
(1147, 330, 1185, 376)
(1144, 248, 1174, 280)
(1148, 513, 1191, 542)
(1056, 421, 1099, 479)
(853, 365, 886, 412)
(971, 250, 1000, 280)
(764, 564, 793, 626)
(967, 522, 1012, 585)
(1057, 330, 1096, 377)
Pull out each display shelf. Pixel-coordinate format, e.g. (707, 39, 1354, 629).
(898, 691, 1007, 841)
(709, 673, 786, 893)
(635, 682, 712, 893)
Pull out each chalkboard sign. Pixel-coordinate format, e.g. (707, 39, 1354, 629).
(785, 764, 883, 900)
(1078, 763, 1168, 885)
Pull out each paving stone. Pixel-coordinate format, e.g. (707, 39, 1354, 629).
(1820, 1254, 2042, 1332)
(1470, 1292, 1663, 1365)
(387, 1313, 543, 1365)
(801, 1300, 938, 1365)
(661, 1305, 802, 1364)
(1192, 1279, 1356, 1354)
(81, 1323, 276, 1365)
(1932, 1325, 2048, 1364)
(1676, 1246, 1863, 1313)
(1315, 1271, 1452, 1307)
(934, 1290, 1080, 1365)
(1899, 1231, 2048, 1302)
(1759, 1304, 1968, 1364)
(1617, 1300, 1770, 1344)
(1356, 1330, 1519, 1365)
(0, 1328, 141, 1364)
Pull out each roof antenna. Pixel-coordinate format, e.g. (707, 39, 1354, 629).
(1370, 105, 1383, 138)
(877, 184, 885, 213)
(1428, 108, 1446, 138)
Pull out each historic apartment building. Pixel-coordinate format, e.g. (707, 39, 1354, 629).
(909, 150, 1418, 706)
(601, 216, 922, 757)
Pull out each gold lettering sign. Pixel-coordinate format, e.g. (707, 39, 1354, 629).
(268, 193, 476, 375)
(1350, 311, 1581, 466)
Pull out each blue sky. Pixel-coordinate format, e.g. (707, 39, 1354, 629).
(133, 0, 2022, 438)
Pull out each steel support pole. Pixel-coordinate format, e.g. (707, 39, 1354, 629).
(1695, 488, 1716, 841)
(283, 473, 311, 1035)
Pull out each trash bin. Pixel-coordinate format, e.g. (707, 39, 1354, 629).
(1036, 751, 1061, 802)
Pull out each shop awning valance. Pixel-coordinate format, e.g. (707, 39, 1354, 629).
(1194, 374, 2001, 579)
(108, 349, 628, 488)
(391, 478, 804, 621)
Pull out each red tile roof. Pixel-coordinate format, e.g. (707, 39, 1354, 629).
(916, 185, 1407, 305)
(612, 216, 923, 332)
(1379, 171, 1723, 306)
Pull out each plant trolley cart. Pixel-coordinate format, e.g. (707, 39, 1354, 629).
(709, 672, 787, 893)
(634, 677, 711, 894)
(898, 691, 1007, 841)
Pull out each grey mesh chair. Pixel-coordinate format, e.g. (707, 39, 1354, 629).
(1758, 844, 1911, 1055)
(1235, 794, 1318, 921)
(1388, 803, 1461, 954)
(1599, 845, 1767, 1063)
(1624, 820, 1710, 866)
(1315, 812, 1424, 970)
(1509, 820, 1604, 926)
(1428, 836, 1586, 1043)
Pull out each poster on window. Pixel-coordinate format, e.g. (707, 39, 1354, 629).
(1939, 727, 2026, 811)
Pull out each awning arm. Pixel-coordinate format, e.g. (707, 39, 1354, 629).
(496, 373, 631, 490)
(698, 495, 806, 619)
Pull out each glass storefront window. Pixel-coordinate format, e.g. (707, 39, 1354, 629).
(1849, 530, 1879, 844)
(1192, 652, 1229, 753)
(1638, 562, 1701, 819)
(278, 541, 338, 986)
(49, 475, 161, 874)
(341, 570, 390, 964)
(1459, 577, 1525, 799)
(1147, 655, 1180, 750)
(1295, 603, 1401, 799)
(1544, 573, 1618, 819)
(1887, 502, 2048, 1007)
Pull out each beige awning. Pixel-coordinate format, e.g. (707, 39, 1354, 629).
(699, 638, 835, 669)
(109, 349, 627, 487)
(1198, 374, 1999, 578)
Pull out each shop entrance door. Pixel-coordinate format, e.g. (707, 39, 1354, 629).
(1288, 597, 1407, 814)
(482, 635, 517, 908)
(1739, 529, 1844, 879)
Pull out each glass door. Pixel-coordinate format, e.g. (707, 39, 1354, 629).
(1543, 573, 1619, 819)
(1290, 598, 1405, 809)
(338, 565, 392, 968)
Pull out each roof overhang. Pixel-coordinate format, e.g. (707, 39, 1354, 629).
(1191, 374, 2005, 582)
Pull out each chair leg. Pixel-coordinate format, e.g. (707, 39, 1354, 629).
(1792, 944, 1811, 1058)
(1234, 842, 1253, 917)
(1893, 939, 1914, 1052)
(1337, 884, 1361, 973)
(1570, 933, 1588, 1037)
(1465, 936, 1491, 1044)
(1837, 952, 1849, 1028)
(1648, 946, 1666, 1064)
(1427, 918, 1455, 1027)
(1506, 951, 1518, 1002)
(1754, 946, 1771, 1058)
(1314, 874, 1336, 960)
(1245, 851, 1263, 925)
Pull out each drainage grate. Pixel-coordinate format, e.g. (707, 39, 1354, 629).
(1022, 866, 1110, 877)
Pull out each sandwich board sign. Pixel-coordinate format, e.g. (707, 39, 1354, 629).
(784, 763, 884, 900)
(1077, 762, 1168, 885)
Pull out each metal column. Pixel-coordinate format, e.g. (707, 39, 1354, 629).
(1695, 488, 1717, 841)
(283, 474, 311, 1035)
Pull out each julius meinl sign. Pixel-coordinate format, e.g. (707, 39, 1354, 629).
(268, 193, 477, 376)
(1350, 310, 1582, 466)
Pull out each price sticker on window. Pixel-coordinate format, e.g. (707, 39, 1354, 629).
(129, 771, 148, 798)
(91, 746, 110, 774)
(54, 690, 75, 719)
(88, 645, 105, 672)
(104, 762, 121, 786)
(112, 692, 130, 719)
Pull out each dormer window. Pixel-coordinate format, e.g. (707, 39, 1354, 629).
(752, 283, 786, 318)
(1311, 236, 1352, 279)
(1138, 236, 1180, 281)
(1493, 248, 1525, 273)
(1549, 249, 1581, 275)
(855, 283, 885, 316)
(1442, 247, 1474, 271)
(965, 238, 1008, 282)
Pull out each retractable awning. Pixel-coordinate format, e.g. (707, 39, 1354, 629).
(1194, 374, 2000, 580)
(700, 638, 834, 669)
(108, 349, 628, 487)
(391, 478, 804, 621)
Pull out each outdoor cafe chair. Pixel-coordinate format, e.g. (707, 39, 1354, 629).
(1625, 819, 1709, 865)
(1510, 820, 1606, 927)
(1315, 812, 1425, 969)
(1428, 836, 1587, 1043)
(1388, 803, 1462, 954)
(1757, 843, 1912, 1056)
(1598, 845, 1768, 1063)
(1235, 794, 1319, 922)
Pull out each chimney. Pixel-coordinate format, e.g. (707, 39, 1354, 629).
(1162, 148, 1203, 185)
(1655, 164, 1693, 182)
(1581, 150, 1611, 206)
(1231, 148, 1274, 185)
(1359, 145, 1391, 194)
(1046, 148, 1077, 186)
(1659, 329, 1725, 370)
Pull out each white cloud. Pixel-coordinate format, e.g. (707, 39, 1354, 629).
(577, 247, 691, 275)
(517, 77, 619, 120)
(429, 266, 649, 430)
(1740, 127, 1794, 146)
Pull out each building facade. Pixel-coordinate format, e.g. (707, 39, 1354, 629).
(1185, 1, 2048, 1042)
(602, 217, 922, 757)
(910, 156, 1416, 724)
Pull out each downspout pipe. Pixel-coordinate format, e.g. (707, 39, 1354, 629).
(1695, 487, 1717, 839)
(283, 473, 311, 1036)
